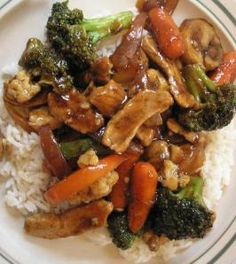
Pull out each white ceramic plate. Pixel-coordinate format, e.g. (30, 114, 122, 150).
(0, 1, 235, 263)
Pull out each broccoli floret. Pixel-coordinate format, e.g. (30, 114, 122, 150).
(47, 1, 133, 71)
(150, 177, 214, 240)
(19, 38, 73, 92)
(107, 211, 136, 250)
(178, 64, 236, 131)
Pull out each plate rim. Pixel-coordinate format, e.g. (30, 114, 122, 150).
(0, 1, 235, 264)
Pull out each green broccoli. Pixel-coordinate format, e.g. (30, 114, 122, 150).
(149, 177, 214, 240)
(107, 211, 136, 250)
(47, 1, 133, 71)
(59, 137, 112, 160)
(19, 38, 73, 92)
(177, 64, 236, 131)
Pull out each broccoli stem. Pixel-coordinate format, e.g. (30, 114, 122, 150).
(192, 64, 216, 93)
(183, 65, 217, 103)
(81, 11, 133, 43)
(184, 73, 201, 102)
(176, 177, 204, 206)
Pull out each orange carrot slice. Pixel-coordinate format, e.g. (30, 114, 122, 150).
(45, 155, 127, 205)
(210, 51, 236, 86)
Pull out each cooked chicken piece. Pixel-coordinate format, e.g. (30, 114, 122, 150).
(68, 171, 119, 206)
(167, 118, 199, 143)
(24, 200, 113, 239)
(89, 80, 126, 117)
(28, 107, 62, 131)
(147, 69, 169, 91)
(5, 70, 41, 104)
(142, 36, 196, 108)
(77, 149, 99, 168)
(4, 87, 49, 108)
(144, 113, 163, 127)
(103, 90, 173, 153)
(91, 57, 113, 85)
(145, 140, 169, 169)
(169, 144, 184, 164)
(136, 126, 155, 146)
(48, 90, 104, 134)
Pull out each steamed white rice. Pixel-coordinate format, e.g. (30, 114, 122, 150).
(0, 64, 235, 263)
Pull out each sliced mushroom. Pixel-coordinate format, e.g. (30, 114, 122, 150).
(102, 90, 173, 153)
(24, 200, 113, 239)
(180, 19, 223, 71)
(89, 80, 127, 117)
(167, 118, 199, 143)
(142, 36, 196, 108)
(48, 90, 104, 134)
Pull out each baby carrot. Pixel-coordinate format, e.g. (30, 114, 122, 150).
(110, 152, 140, 210)
(128, 162, 158, 233)
(148, 7, 184, 60)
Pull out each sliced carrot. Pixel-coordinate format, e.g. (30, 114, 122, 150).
(148, 7, 184, 60)
(128, 162, 158, 233)
(210, 51, 236, 86)
(110, 152, 140, 210)
(44, 155, 127, 205)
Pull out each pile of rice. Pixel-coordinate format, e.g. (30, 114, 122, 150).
(0, 64, 235, 263)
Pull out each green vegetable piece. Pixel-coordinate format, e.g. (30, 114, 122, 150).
(149, 177, 214, 240)
(178, 64, 236, 131)
(107, 211, 136, 250)
(47, 1, 133, 71)
(19, 38, 73, 91)
(60, 138, 111, 160)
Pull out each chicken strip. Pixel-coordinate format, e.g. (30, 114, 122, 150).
(142, 36, 196, 108)
(48, 90, 104, 134)
(89, 80, 126, 117)
(102, 90, 173, 153)
(24, 200, 113, 239)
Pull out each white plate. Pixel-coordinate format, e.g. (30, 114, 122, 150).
(0, 1, 235, 263)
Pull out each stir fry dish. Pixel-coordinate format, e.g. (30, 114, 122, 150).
(3, 0, 236, 253)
